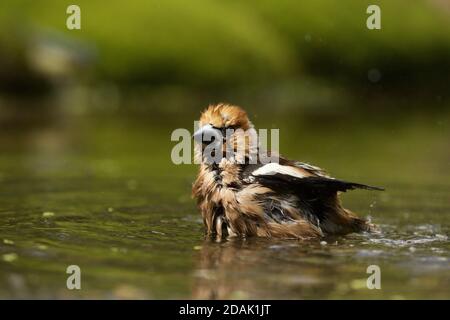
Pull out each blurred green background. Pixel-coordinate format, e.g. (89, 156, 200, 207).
(0, 1, 449, 299)
(1, 0, 449, 99)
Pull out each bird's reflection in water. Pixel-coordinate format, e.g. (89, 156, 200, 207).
(191, 237, 339, 299)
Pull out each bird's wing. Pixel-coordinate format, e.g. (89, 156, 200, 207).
(285, 160, 330, 178)
(243, 161, 384, 193)
(242, 161, 383, 234)
(254, 173, 384, 194)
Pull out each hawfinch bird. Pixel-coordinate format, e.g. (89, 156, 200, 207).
(192, 103, 383, 239)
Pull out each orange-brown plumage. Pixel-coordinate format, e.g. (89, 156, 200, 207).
(192, 103, 382, 240)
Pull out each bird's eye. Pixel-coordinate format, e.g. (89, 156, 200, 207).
(220, 126, 238, 136)
(220, 127, 228, 136)
(211, 125, 238, 138)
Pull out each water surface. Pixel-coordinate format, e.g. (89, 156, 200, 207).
(0, 108, 448, 299)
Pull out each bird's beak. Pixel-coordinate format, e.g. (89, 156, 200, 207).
(193, 124, 222, 145)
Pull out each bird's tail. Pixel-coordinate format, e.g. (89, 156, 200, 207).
(341, 181, 385, 191)
(299, 177, 385, 192)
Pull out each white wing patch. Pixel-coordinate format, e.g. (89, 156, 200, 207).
(294, 161, 329, 177)
(252, 163, 307, 179)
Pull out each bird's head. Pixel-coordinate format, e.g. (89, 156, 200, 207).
(193, 103, 257, 164)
